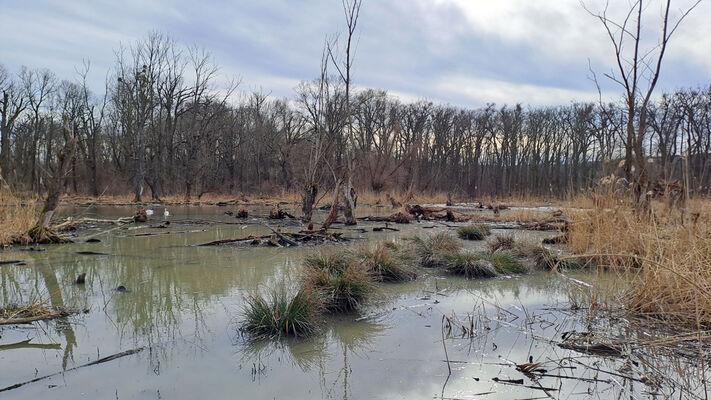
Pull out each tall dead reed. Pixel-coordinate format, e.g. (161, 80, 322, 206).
(566, 197, 711, 328)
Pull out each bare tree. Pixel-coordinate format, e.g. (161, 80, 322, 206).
(584, 0, 702, 209)
(0, 65, 27, 182)
(328, 0, 363, 225)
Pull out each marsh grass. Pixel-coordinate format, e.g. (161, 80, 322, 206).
(479, 251, 527, 274)
(303, 251, 350, 274)
(487, 234, 516, 252)
(456, 224, 491, 240)
(242, 286, 322, 340)
(565, 199, 711, 328)
(443, 252, 498, 278)
(354, 243, 416, 282)
(408, 232, 462, 268)
(302, 250, 374, 313)
(0, 189, 38, 246)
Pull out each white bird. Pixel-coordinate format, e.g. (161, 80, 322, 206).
(164, 208, 170, 217)
(145, 209, 154, 216)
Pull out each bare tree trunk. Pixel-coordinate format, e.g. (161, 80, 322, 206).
(343, 172, 357, 225)
(301, 182, 318, 223)
(133, 125, 145, 202)
(321, 179, 341, 230)
(37, 136, 77, 228)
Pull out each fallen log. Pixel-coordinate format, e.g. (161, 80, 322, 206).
(360, 210, 412, 223)
(0, 308, 74, 325)
(0, 339, 62, 352)
(198, 230, 346, 247)
(52, 216, 135, 232)
(265, 225, 299, 246)
(373, 225, 399, 232)
(198, 235, 270, 246)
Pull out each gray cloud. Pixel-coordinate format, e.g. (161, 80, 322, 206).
(1, 0, 708, 107)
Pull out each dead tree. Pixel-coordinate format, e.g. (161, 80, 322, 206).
(584, 0, 702, 211)
(0, 66, 26, 182)
(328, 0, 362, 226)
(30, 121, 77, 243)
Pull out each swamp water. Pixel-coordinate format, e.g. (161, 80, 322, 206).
(0, 205, 699, 399)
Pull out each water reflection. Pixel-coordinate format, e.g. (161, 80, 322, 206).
(3, 205, 696, 399)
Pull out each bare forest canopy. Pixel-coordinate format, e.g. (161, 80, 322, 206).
(1, 32, 710, 202)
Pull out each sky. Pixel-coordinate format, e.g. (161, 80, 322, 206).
(1, 0, 709, 108)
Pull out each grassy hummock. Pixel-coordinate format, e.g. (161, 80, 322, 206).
(302, 251, 373, 313)
(456, 224, 491, 240)
(303, 251, 351, 274)
(409, 232, 462, 268)
(443, 250, 526, 278)
(488, 234, 516, 252)
(242, 286, 322, 340)
(479, 251, 527, 274)
(355, 243, 416, 282)
(443, 252, 498, 278)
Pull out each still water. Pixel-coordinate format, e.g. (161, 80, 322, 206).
(0, 205, 678, 399)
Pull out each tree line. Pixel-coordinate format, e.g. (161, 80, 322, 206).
(1, 32, 710, 217)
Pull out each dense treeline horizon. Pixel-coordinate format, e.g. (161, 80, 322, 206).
(1, 33, 711, 207)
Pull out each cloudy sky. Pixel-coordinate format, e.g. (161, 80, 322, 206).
(1, 0, 709, 107)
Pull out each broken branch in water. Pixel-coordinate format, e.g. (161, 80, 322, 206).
(0, 347, 145, 393)
(0, 339, 62, 352)
(197, 230, 347, 247)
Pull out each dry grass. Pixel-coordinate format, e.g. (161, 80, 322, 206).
(0, 188, 38, 246)
(565, 197, 711, 328)
(0, 300, 71, 325)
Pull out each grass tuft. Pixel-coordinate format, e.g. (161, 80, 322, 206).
(488, 234, 516, 252)
(409, 232, 462, 268)
(355, 243, 416, 282)
(302, 251, 373, 313)
(456, 224, 491, 240)
(303, 251, 350, 274)
(242, 286, 322, 340)
(479, 251, 527, 274)
(443, 252, 499, 278)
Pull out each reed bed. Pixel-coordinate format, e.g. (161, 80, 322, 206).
(566, 198, 711, 328)
(0, 188, 38, 246)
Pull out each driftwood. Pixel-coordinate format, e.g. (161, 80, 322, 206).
(269, 204, 295, 219)
(373, 225, 399, 232)
(52, 216, 135, 232)
(198, 235, 270, 246)
(197, 230, 346, 247)
(360, 211, 412, 223)
(0, 308, 74, 325)
(0, 339, 62, 352)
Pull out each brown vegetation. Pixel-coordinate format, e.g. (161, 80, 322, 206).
(0, 189, 37, 246)
(566, 197, 711, 328)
